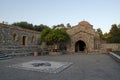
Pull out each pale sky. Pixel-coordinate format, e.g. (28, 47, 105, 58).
(0, 0, 120, 33)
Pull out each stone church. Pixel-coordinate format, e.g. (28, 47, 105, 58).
(66, 21, 100, 53)
(1, 21, 119, 56)
(0, 21, 101, 55)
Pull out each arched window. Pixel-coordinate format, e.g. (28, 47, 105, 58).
(12, 33, 18, 41)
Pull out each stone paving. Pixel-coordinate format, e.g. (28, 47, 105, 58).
(8, 60, 73, 73)
(0, 54, 120, 80)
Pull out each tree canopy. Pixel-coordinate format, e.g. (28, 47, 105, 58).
(97, 28, 103, 39)
(107, 24, 120, 43)
(97, 24, 120, 43)
(34, 24, 50, 32)
(12, 21, 72, 32)
(12, 21, 49, 31)
(40, 28, 70, 45)
(66, 23, 71, 29)
(12, 21, 34, 30)
(52, 24, 66, 29)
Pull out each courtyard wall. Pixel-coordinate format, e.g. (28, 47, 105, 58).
(101, 43, 120, 51)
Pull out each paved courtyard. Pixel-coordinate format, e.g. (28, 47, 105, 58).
(0, 54, 120, 80)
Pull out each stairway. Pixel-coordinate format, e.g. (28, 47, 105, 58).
(0, 52, 12, 60)
(0, 45, 41, 57)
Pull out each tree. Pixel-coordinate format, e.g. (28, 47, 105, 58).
(96, 28, 103, 39)
(12, 21, 34, 30)
(52, 24, 66, 29)
(102, 32, 109, 40)
(40, 28, 70, 51)
(118, 24, 120, 29)
(12, 22, 50, 32)
(107, 24, 120, 43)
(66, 23, 71, 29)
(34, 24, 50, 32)
(40, 28, 51, 42)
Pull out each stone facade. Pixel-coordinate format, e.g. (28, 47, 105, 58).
(0, 21, 119, 55)
(0, 23, 40, 55)
(66, 21, 100, 53)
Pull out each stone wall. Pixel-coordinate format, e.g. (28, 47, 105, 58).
(0, 23, 40, 55)
(101, 43, 120, 51)
(0, 23, 40, 46)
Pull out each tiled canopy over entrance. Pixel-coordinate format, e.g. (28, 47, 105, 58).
(66, 21, 100, 53)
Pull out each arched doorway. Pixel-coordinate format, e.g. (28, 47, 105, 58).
(75, 40, 86, 52)
(22, 36, 27, 46)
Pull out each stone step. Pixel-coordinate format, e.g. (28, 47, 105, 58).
(0, 53, 7, 58)
(0, 56, 12, 60)
(0, 46, 41, 57)
(7, 52, 32, 56)
(0, 53, 12, 60)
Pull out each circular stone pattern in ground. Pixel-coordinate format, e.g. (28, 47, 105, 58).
(8, 60, 73, 73)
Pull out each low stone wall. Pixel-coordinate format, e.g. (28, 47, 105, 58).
(101, 43, 120, 51)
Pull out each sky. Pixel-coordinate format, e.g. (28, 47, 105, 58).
(0, 0, 120, 33)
